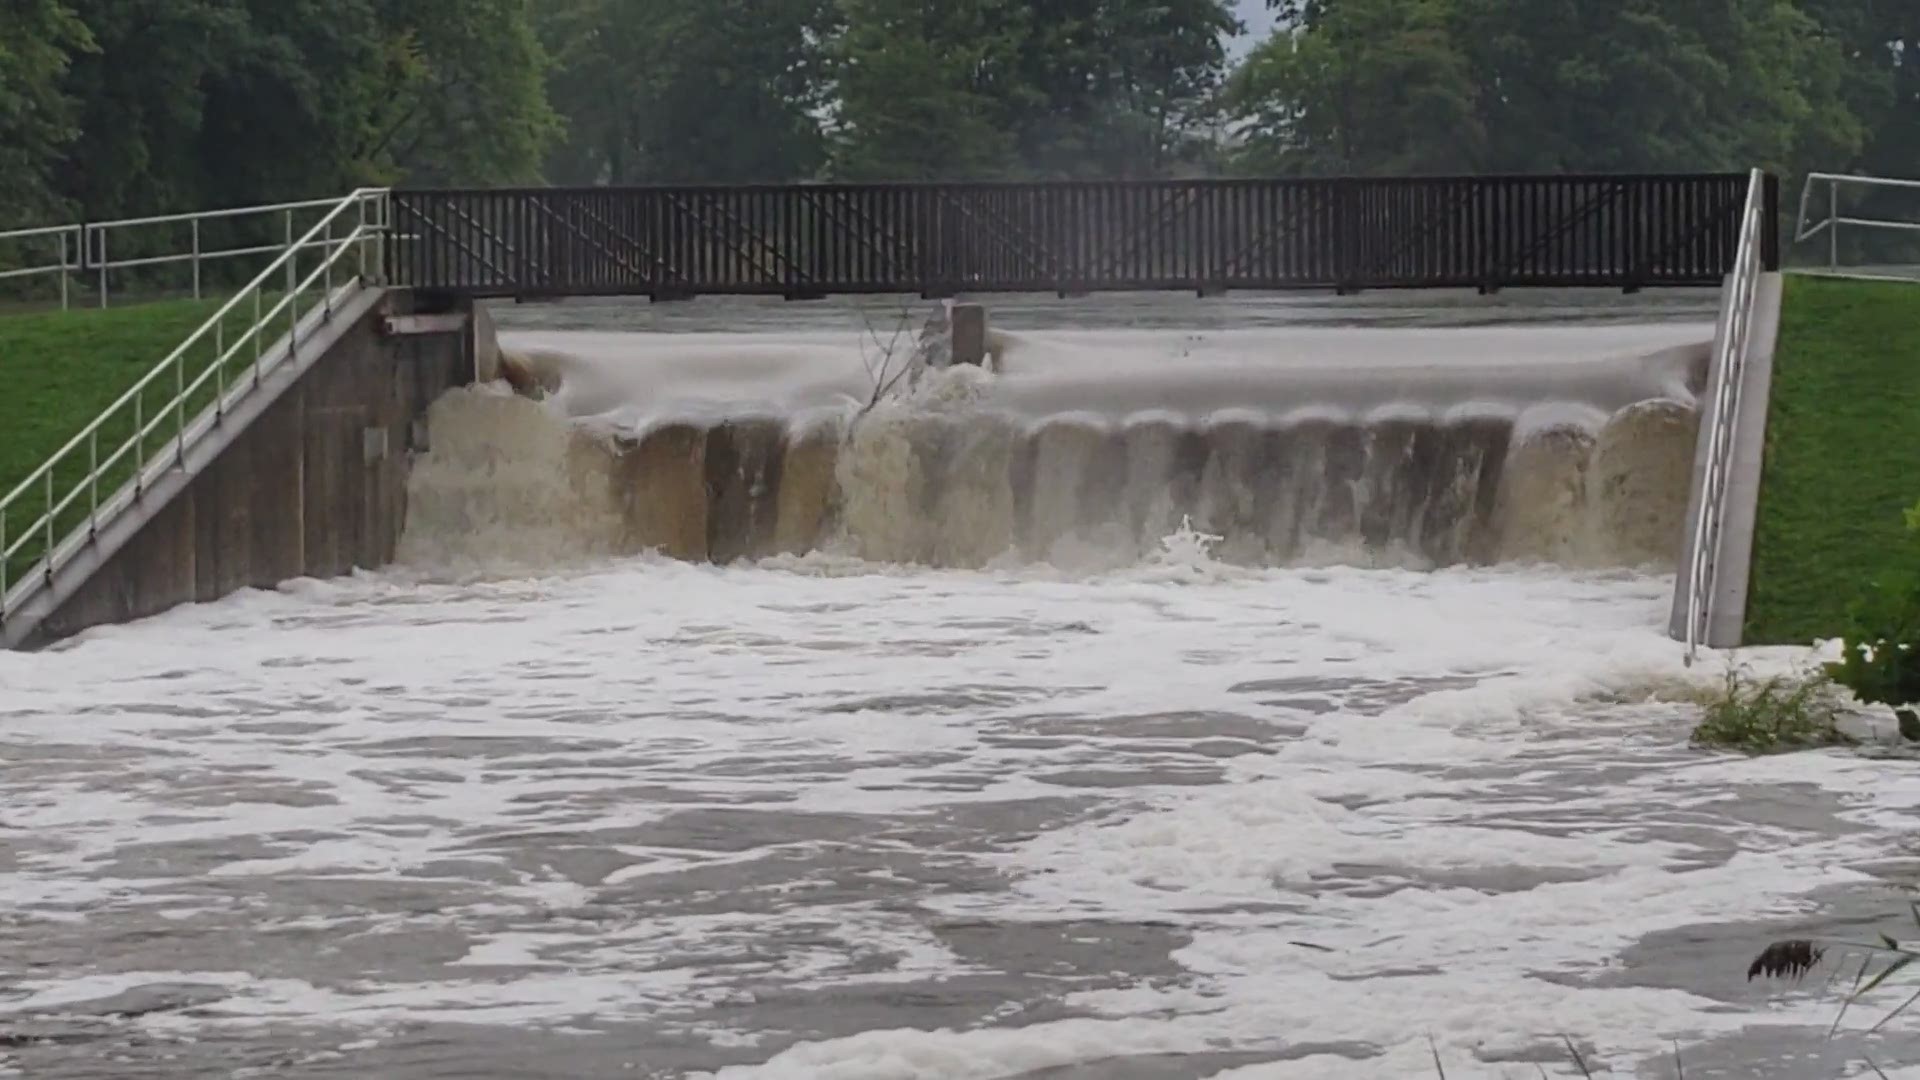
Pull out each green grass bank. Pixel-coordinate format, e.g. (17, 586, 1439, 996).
(0, 297, 273, 590)
(1744, 274, 1920, 645)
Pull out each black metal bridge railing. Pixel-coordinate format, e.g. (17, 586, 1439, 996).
(388, 173, 1779, 300)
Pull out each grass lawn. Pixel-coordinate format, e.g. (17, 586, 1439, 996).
(1744, 274, 1920, 645)
(0, 296, 282, 593)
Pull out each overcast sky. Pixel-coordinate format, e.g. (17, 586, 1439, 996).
(1230, 0, 1279, 57)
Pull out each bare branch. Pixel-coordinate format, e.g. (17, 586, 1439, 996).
(853, 302, 927, 415)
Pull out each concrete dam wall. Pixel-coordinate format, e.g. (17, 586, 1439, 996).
(397, 319, 1711, 575)
(14, 290, 474, 648)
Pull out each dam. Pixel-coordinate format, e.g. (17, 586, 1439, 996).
(410, 299, 1710, 578)
(9, 287, 1918, 1079)
(12, 174, 1920, 1078)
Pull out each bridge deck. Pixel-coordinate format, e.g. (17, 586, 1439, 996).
(389, 174, 1779, 301)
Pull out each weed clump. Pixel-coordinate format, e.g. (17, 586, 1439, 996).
(1825, 498, 1920, 742)
(1689, 665, 1855, 754)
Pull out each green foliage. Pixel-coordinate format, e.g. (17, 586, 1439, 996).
(0, 0, 92, 225)
(1456, 0, 1854, 174)
(363, 0, 559, 187)
(1230, 0, 1916, 181)
(1227, 0, 1481, 176)
(1825, 500, 1920, 737)
(540, 0, 833, 184)
(1805, 0, 1920, 178)
(1007, 0, 1241, 177)
(825, 0, 1238, 181)
(825, 0, 1030, 180)
(51, 0, 244, 217)
(5, 0, 555, 225)
(1, 0, 1917, 223)
(1689, 665, 1854, 755)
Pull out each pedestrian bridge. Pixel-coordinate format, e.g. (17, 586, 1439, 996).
(390, 173, 1777, 300)
(0, 169, 1783, 652)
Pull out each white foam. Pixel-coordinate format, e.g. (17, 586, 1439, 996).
(698, 1017, 1209, 1079)
(2, 516, 1912, 1072)
(501, 323, 1711, 434)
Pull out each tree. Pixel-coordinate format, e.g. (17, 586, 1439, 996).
(362, 0, 558, 185)
(825, 0, 1028, 179)
(1798, 0, 1918, 177)
(1452, 0, 1862, 175)
(1831, 1, 1919, 178)
(1012, 0, 1242, 177)
(1227, 0, 1481, 175)
(541, 0, 832, 184)
(50, 0, 249, 218)
(192, 0, 390, 206)
(40, 0, 555, 223)
(0, 0, 91, 224)
(1231, 0, 1873, 180)
(1264, 0, 1334, 27)
(828, 0, 1238, 180)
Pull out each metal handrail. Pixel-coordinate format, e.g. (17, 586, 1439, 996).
(88, 195, 355, 231)
(0, 189, 391, 624)
(0, 192, 388, 308)
(0, 223, 82, 309)
(1793, 171, 1920, 280)
(1684, 168, 1770, 664)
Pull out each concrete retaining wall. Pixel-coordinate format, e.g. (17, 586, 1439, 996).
(1666, 271, 1784, 649)
(12, 289, 474, 648)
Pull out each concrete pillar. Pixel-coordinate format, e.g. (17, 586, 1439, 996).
(471, 302, 501, 383)
(950, 303, 988, 367)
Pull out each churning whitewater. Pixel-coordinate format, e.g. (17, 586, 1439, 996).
(404, 317, 1709, 576)
(5, 296, 1920, 1080)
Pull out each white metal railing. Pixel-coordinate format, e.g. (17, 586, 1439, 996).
(1683, 168, 1770, 665)
(0, 194, 367, 309)
(0, 222, 82, 309)
(1793, 172, 1920, 281)
(0, 189, 391, 626)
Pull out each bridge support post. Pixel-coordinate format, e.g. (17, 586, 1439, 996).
(950, 303, 988, 367)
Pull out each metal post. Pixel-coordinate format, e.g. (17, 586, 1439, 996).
(58, 230, 70, 311)
(192, 219, 202, 299)
(97, 228, 108, 309)
(134, 396, 144, 484)
(42, 471, 53, 582)
(1829, 183, 1839, 271)
(379, 192, 392, 286)
(285, 211, 296, 299)
(215, 319, 226, 416)
(88, 431, 98, 534)
(253, 290, 263, 385)
(324, 216, 334, 315)
(175, 354, 187, 466)
(1, 506, 8, 601)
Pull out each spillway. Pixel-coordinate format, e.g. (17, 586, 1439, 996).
(398, 319, 1710, 576)
(17, 297, 1920, 1079)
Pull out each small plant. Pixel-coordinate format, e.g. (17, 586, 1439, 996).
(1688, 663, 1854, 754)
(1826, 499, 1920, 741)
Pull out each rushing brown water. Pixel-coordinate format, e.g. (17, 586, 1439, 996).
(404, 302, 1713, 577)
(9, 292, 1916, 1080)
